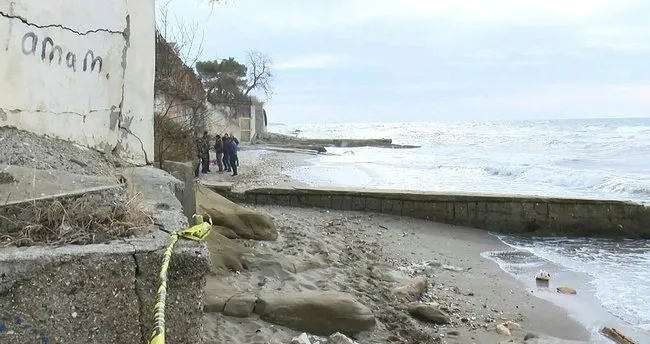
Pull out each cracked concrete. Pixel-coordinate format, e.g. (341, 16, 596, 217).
(0, 10, 125, 36)
(112, 14, 150, 164)
(118, 124, 151, 165)
(0, 7, 152, 165)
(0, 167, 210, 344)
(0, 107, 115, 121)
(131, 245, 147, 344)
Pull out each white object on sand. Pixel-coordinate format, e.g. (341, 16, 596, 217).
(327, 332, 357, 344)
(535, 270, 550, 281)
(496, 323, 511, 336)
(290, 333, 312, 344)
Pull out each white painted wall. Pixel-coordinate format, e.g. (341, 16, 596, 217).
(0, 0, 155, 165)
(250, 105, 257, 141)
(205, 103, 242, 141)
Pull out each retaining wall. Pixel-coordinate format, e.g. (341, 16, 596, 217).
(0, 167, 210, 344)
(211, 185, 650, 238)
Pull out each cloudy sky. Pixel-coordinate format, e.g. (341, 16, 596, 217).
(163, 0, 650, 124)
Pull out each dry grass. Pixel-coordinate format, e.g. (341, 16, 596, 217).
(0, 187, 153, 247)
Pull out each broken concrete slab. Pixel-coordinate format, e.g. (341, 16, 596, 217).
(158, 160, 197, 223)
(0, 166, 210, 344)
(121, 166, 188, 233)
(0, 164, 119, 204)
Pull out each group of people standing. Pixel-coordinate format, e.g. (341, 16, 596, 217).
(195, 131, 239, 177)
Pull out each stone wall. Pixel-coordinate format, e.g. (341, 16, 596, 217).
(213, 185, 650, 238)
(0, 0, 155, 164)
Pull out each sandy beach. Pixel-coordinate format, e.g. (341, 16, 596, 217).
(198, 148, 592, 344)
(203, 148, 314, 191)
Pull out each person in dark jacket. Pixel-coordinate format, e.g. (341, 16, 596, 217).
(214, 134, 224, 172)
(230, 133, 240, 166)
(230, 133, 239, 145)
(225, 135, 239, 176)
(222, 133, 231, 172)
(200, 131, 211, 174)
(194, 136, 203, 177)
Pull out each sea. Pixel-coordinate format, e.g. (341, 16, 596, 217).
(268, 118, 650, 343)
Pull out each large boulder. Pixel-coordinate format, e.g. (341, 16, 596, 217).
(196, 183, 278, 240)
(205, 231, 251, 274)
(254, 291, 376, 336)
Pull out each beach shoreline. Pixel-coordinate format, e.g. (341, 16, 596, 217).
(485, 237, 650, 343)
(199, 148, 596, 343)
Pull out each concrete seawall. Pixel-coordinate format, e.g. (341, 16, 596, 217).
(206, 184, 650, 238)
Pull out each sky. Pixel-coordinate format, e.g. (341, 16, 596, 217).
(162, 0, 650, 124)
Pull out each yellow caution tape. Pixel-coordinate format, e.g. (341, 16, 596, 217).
(149, 214, 212, 344)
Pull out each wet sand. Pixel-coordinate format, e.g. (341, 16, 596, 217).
(199, 148, 592, 343)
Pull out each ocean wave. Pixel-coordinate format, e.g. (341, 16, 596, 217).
(482, 166, 526, 177)
(481, 250, 546, 269)
(581, 125, 605, 131)
(596, 178, 650, 197)
(615, 125, 650, 134)
(286, 118, 650, 202)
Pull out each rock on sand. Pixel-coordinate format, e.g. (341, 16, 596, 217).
(223, 294, 258, 317)
(196, 183, 278, 240)
(556, 287, 577, 295)
(254, 291, 376, 336)
(290, 333, 312, 344)
(407, 303, 451, 324)
(327, 332, 357, 344)
(496, 323, 511, 336)
(367, 264, 408, 282)
(392, 275, 428, 301)
(204, 231, 251, 274)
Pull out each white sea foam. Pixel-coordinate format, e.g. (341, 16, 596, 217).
(272, 118, 650, 202)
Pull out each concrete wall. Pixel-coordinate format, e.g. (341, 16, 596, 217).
(159, 160, 197, 223)
(0, 167, 209, 344)
(0, 0, 155, 165)
(205, 103, 242, 139)
(212, 185, 650, 238)
(154, 93, 192, 121)
(254, 104, 267, 137)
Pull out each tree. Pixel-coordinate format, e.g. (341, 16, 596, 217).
(196, 50, 273, 106)
(196, 58, 248, 105)
(243, 50, 273, 98)
(157, 4, 204, 66)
